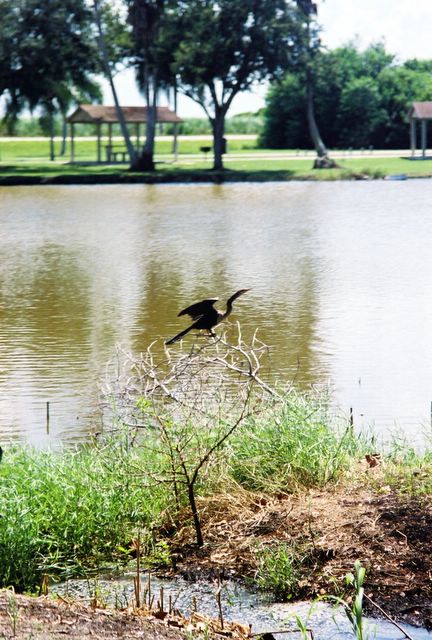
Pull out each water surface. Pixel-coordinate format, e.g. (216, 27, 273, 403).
(1, 181, 432, 444)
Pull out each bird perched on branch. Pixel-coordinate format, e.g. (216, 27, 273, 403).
(165, 289, 249, 346)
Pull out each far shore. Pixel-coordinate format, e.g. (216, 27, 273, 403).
(2, 137, 432, 184)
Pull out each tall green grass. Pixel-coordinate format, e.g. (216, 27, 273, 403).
(228, 390, 367, 493)
(0, 437, 169, 592)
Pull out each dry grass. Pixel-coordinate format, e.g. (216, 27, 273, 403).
(168, 462, 432, 629)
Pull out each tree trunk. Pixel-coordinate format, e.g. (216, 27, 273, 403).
(132, 103, 156, 171)
(306, 71, 338, 169)
(93, 0, 137, 166)
(49, 107, 55, 161)
(60, 115, 67, 156)
(187, 482, 203, 547)
(211, 108, 226, 171)
(131, 71, 157, 172)
(172, 85, 179, 160)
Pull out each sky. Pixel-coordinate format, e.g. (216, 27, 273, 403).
(104, 0, 432, 118)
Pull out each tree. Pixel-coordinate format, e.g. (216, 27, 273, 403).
(375, 64, 432, 148)
(259, 73, 309, 149)
(260, 41, 432, 151)
(126, 0, 175, 171)
(338, 77, 386, 148)
(295, 0, 338, 168)
(0, 1, 16, 103)
(1, 0, 100, 155)
(93, 0, 138, 166)
(172, 0, 304, 171)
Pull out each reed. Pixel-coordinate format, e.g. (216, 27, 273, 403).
(254, 542, 304, 601)
(228, 388, 367, 493)
(0, 438, 170, 591)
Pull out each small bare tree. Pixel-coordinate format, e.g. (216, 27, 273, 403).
(102, 325, 274, 547)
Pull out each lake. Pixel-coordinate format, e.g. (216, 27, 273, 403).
(1, 180, 432, 445)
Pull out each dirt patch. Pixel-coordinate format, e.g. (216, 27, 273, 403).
(0, 590, 251, 639)
(169, 480, 432, 630)
(0, 590, 189, 639)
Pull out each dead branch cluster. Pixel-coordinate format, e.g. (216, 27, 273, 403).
(101, 324, 274, 434)
(100, 325, 275, 546)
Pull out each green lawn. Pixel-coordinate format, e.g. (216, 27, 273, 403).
(0, 136, 255, 162)
(1, 137, 432, 181)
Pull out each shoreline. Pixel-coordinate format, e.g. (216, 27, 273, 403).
(0, 169, 427, 186)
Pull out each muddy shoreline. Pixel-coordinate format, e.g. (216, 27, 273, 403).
(1, 475, 431, 637)
(168, 482, 432, 630)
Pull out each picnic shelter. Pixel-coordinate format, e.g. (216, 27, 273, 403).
(67, 104, 183, 163)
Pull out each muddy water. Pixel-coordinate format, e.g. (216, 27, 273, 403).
(55, 574, 432, 639)
(2, 182, 432, 444)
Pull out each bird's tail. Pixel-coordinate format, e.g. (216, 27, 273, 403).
(165, 324, 193, 346)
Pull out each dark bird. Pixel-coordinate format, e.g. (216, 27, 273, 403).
(165, 289, 249, 346)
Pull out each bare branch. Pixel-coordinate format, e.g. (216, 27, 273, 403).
(101, 323, 273, 546)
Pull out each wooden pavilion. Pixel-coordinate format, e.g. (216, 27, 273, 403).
(409, 102, 432, 158)
(67, 104, 183, 163)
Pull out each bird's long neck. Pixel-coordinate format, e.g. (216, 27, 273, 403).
(223, 292, 240, 319)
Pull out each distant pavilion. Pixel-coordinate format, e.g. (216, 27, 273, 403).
(66, 104, 183, 163)
(409, 102, 432, 158)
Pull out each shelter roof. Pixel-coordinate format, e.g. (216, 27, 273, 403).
(67, 104, 183, 124)
(410, 102, 432, 120)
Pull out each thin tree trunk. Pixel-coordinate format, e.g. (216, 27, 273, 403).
(306, 76, 338, 168)
(49, 107, 55, 161)
(172, 83, 179, 160)
(187, 482, 203, 547)
(93, 0, 137, 166)
(60, 115, 67, 156)
(131, 70, 157, 171)
(306, 73, 327, 158)
(211, 108, 226, 171)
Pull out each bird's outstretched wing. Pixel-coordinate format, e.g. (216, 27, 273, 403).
(178, 298, 219, 320)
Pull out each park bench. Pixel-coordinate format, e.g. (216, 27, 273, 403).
(105, 145, 128, 163)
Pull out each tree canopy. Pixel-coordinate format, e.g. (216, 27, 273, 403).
(3, 2, 432, 161)
(260, 42, 432, 150)
(1, 0, 100, 135)
(170, 0, 306, 169)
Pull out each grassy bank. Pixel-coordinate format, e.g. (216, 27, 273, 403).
(2, 157, 432, 185)
(1, 385, 431, 595)
(2, 137, 432, 183)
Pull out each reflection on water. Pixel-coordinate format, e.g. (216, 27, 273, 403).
(1, 181, 432, 444)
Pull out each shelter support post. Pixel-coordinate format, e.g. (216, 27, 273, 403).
(70, 122, 75, 163)
(421, 119, 427, 159)
(410, 119, 416, 158)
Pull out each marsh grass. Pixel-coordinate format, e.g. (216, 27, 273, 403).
(0, 437, 171, 591)
(254, 542, 306, 601)
(2, 382, 430, 595)
(227, 389, 367, 493)
(377, 440, 432, 495)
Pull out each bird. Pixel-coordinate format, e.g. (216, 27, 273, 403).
(165, 289, 249, 346)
